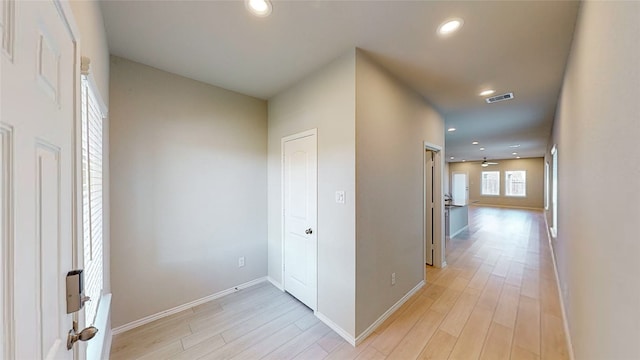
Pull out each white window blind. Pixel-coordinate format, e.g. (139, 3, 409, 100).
(481, 171, 500, 196)
(505, 170, 527, 197)
(81, 76, 103, 326)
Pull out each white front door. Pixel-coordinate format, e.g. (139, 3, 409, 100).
(425, 150, 435, 265)
(1, 0, 77, 358)
(282, 130, 317, 310)
(452, 172, 469, 206)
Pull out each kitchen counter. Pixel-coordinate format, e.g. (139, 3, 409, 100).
(445, 204, 469, 238)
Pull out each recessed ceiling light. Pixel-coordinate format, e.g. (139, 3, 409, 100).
(472, 141, 479, 145)
(437, 18, 463, 36)
(509, 144, 521, 148)
(516, 156, 521, 159)
(246, 0, 272, 17)
(448, 127, 456, 132)
(512, 152, 518, 155)
(479, 89, 495, 96)
(462, 160, 466, 162)
(450, 156, 455, 160)
(480, 147, 485, 151)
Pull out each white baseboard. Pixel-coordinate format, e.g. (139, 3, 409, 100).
(544, 214, 575, 360)
(112, 277, 268, 335)
(315, 311, 356, 346)
(267, 276, 284, 291)
(470, 203, 544, 211)
(354, 280, 425, 346)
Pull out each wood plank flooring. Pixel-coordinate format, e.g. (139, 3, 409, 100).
(110, 206, 569, 360)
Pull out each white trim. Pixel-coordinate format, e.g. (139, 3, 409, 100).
(101, 326, 111, 360)
(424, 142, 444, 270)
(280, 128, 318, 308)
(112, 277, 268, 335)
(0, 124, 15, 360)
(469, 204, 544, 211)
(314, 312, 355, 346)
(543, 215, 575, 360)
(267, 276, 284, 291)
(354, 280, 425, 346)
(86, 293, 110, 360)
(449, 225, 469, 239)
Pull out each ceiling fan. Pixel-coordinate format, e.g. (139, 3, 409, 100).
(481, 157, 499, 167)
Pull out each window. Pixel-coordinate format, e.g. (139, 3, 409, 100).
(481, 171, 500, 195)
(505, 170, 526, 197)
(551, 145, 558, 237)
(545, 162, 550, 210)
(81, 76, 104, 325)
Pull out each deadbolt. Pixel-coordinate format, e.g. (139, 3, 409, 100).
(305, 228, 313, 234)
(67, 320, 98, 350)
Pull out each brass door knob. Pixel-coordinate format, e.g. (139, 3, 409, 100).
(67, 320, 98, 350)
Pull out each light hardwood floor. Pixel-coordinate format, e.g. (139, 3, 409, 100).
(110, 206, 569, 360)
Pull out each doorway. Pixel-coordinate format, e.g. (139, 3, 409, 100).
(424, 142, 445, 271)
(282, 129, 318, 310)
(451, 171, 469, 206)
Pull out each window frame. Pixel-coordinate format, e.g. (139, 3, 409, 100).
(505, 170, 527, 197)
(551, 145, 559, 238)
(480, 170, 501, 196)
(80, 74, 106, 326)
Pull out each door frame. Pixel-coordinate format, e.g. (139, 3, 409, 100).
(280, 128, 318, 305)
(423, 142, 446, 273)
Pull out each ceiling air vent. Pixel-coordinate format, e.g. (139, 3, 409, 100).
(485, 92, 514, 104)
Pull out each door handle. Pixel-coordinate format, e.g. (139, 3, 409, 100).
(305, 228, 313, 235)
(67, 320, 98, 350)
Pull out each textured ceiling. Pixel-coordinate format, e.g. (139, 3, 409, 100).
(100, 0, 579, 162)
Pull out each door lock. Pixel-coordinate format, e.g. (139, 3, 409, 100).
(67, 320, 98, 350)
(305, 228, 313, 234)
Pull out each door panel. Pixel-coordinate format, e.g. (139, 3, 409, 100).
(426, 150, 434, 266)
(2, 0, 76, 358)
(283, 132, 317, 310)
(452, 172, 468, 206)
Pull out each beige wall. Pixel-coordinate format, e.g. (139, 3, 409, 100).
(70, 0, 110, 106)
(546, 2, 640, 359)
(355, 51, 444, 336)
(267, 50, 357, 336)
(109, 57, 268, 328)
(449, 158, 544, 209)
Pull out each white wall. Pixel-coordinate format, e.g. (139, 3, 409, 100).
(267, 50, 357, 337)
(449, 157, 545, 209)
(547, 1, 640, 359)
(355, 51, 444, 335)
(109, 57, 268, 328)
(444, 162, 450, 195)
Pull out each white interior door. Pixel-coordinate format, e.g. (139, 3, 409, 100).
(452, 172, 469, 206)
(2, 0, 77, 358)
(283, 130, 317, 310)
(425, 150, 434, 266)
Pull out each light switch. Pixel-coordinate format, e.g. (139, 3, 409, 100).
(335, 191, 345, 204)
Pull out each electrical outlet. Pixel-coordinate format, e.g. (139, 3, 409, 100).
(238, 256, 245, 267)
(391, 272, 396, 285)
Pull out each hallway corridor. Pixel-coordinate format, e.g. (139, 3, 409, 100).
(366, 206, 569, 359)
